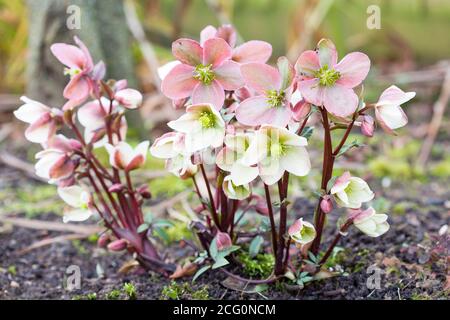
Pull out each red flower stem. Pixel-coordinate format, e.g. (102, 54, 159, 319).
(228, 199, 239, 239)
(126, 171, 144, 226)
(332, 117, 356, 156)
(199, 163, 221, 230)
(275, 171, 289, 275)
(318, 219, 353, 266)
(296, 115, 310, 136)
(264, 183, 278, 259)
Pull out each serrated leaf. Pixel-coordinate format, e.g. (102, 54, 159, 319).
(192, 265, 211, 282)
(249, 235, 264, 258)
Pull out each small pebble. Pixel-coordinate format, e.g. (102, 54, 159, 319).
(10, 281, 20, 288)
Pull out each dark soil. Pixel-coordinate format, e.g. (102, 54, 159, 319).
(0, 165, 448, 300)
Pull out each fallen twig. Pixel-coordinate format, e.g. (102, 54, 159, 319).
(17, 233, 89, 255)
(0, 151, 45, 182)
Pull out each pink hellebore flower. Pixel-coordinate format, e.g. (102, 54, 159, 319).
(360, 115, 375, 137)
(295, 39, 370, 117)
(114, 88, 143, 109)
(161, 38, 244, 110)
(35, 135, 80, 184)
(215, 231, 232, 251)
(236, 57, 295, 127)
(200, 24, 272, 64)
(374, 85, 416, 134)
(51, 37, 95, 107)
(105, 141, 150, 172)
(350, 207, 389, 237)
(14, 96, 62, 143)
(330, 171, 374, 209)
(288, 218, 316, 246)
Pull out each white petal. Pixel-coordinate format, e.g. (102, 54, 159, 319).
(14, 97, 50, 123)
(230, 162, 259, 185)
(280, 146, 311, 177)
(58, 185, 86, 208)
(63, 208, 93, 223)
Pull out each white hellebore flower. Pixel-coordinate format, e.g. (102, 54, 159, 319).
(105, 141, 150, 172)
(58, 185, 93, 223)
(222, 175, 251, 200)
(330, 171, 374, 209)
(168, 103, 225, 153)
(288, 218, 316, 245)
(352, 207, 390, 237)
(242, 125, 311, 185)
(114, 88, 143, 109)
(375, 85, 415, 134)
(150, 132, 198, 179)
(216, 132, 259, 186)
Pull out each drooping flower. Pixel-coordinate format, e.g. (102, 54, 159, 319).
(114, 88, 143, 109)
(200, 24, 272, 64)
(330, 171, 374, 209)
(215, 231, 232, 251)
(295, 39, 370, 117)
(350, 207, 390, 237)
(320, 195, 333, 213)
(222, 175, 251, 200)
(288, 218, 316, 245)
(57, 185, 93, 223)
(216, 132, 259, 186)
(35, 135, 80, 184)
(14, 96, 63, 143)
(374, 85, 416, 134)
(236, 57, 295, 127)
(242, 125, 311, 185)
(168, 103, 225, 152)
(51, 36, 96, 107)
(161, 38, 244, 109)
(105, 141, 150, 172)
(360, 114, 375, 137)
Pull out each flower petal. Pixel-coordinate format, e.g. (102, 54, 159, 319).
(214, 60, 244, 90)
(281, 146, 311, 177)
(235, 96, 272, 126)
(335, 52, 370, 88)
(295, 50, 320, 78)
(230, 162, 259, 186)
(199, 25, 217, 46)
(78, 100, 106, 129)
(297, 78, 324, 106)
(240, 63, 281, 92)
(63, 74, 90, 101)
(375, 105, 408, 132)
(317, 38, 338, 67)
(192, 80, 225, 110)
(158, 60, 181, 81)
(57, 185, 86, 208)
(25, 113, 52, 143)
(277, 56, 295, 90)
(63, 208, 92, 223)
(232, 40, 272, 64)
(376, 85, 416, 107)
(172, 38, 203, 66)
(14, 97, 50, 124)
(202, 38, 232, 67)
(50, 43, 86, 69)
(323, 84, 358, 117)
(161, 63, 197, 100)
(216, 25, 237, 48)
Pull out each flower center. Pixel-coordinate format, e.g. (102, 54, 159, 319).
(64, 67, 81, 77)
(198, 111, 216, 128)
(315, 64, 340, 86)
(266, 90, 285, 108)
(80, 203, 88, 210)
(270, 142, 286, 157)
(193, 64, 215, 85)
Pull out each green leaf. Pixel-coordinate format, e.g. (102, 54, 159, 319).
(143, 212, 153, 224)
(152, 219, 174, 228)
(137, 223, 149, 233)
(307, 251, 319, 264)
(336, 140, 364, 157)
(212, 257, 229, 269)
(209, 238, 218, 259)
(249, 236, 264, 258)
(154, 227, 170, 243)
(192, 265, 211, 283)
(300, 126, 314, 140)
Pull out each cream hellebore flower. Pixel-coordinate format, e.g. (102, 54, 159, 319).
(222, 175, 251, 200)
(150, 132, 198, 178)
(288, 218, 316, 245)
(242, 125, 311, 185)
(105, 141, 150, 172)
(168, 103, 225, 153)
(351, 207, 390, 237)
(57, 185, 93, 223)
(375, 85, 415, 134)
(330, 171, 374, 209)
(216, 132, 259, 186)
(114, 88, 143, 109)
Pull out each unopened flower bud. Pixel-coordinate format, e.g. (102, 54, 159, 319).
(172, 98, 188, 109)
(215, 232, 232, 251)
(137, 184, 152, 199)
(320, 195, 333, 214)
(361, 115, 374, 137)
(115, 89, 143, 109)
(97, 233, 110, 248)
(108, 183, 124, 193)
(253, 194, 269, 216)
(107, 239, 128, 251)
(291, 99, 311, 121)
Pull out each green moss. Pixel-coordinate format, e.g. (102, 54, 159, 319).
(7, 265, 17, 276)
(411, 292, 432, 300)
(165, 221, 193, 243)
(237, 252, 275, 278)
(73, 293, 97, 300)
(160, 281, 209, 300)
(123, 282, 137, 299)
(71, 240, 88, 255)
(106, 289, 121, 300)
(149, 174, 192, 197)
(430, 157, 450, 178)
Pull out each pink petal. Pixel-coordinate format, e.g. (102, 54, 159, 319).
(161, 63, 197, 100)
(50, 43, 86, 69)
(216, 25, 237, 48)
(25, 113, 53, 143)
(236, 96, 292, 127)
(294, 50, 320, 78)
(277, 56, 295, 90)
(377, 85, 416, 106)
(240, 63, 281, 93)
(78, 100, 106, 129)
(192, 80, 225, 110)
(202, 38, 232, 67)
(317, 39, 338, 67)
(297, 78, 324, 106)
(200, 25, 217, 46)
(335, 52, 370, 88)
(73, 36, 94, 71)
(214, 60, 244, 90)
(232, 40, 272, 64)
(172, 38, 203, 66)
(323, 84, 358, 117)
(126, 154, 144, 172)
(63, 74, 90, 101)
(49, 155, 75, 180)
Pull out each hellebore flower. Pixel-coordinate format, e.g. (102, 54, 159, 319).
(35, 135, 80, 184)
(57, 185, 93, 223)
(51, 36, 95, 105)
(236, 57, 295, 127)
(168, 103, 225, 152)
(288, 218, 316, 245)
(200, 24, 272, 64)
(242, 125, 311, 185)
(360, 114, 375, 137)
(320, 195, 333, 214)
(374, 85, 416, 134)
(215, 231, 232, 251)
(161, 38, 244, 109)
(216, 132, 259, 186)
(150, 131, 198, 179)
(295, 39, 370, 117)
(14, 96, 63, 143)
(330, 171, 374, 209)
(105, 141, 150, 172)
(351, 207, 390, 237)
(222, 175, 251, 200)
(114, 88, 143, 109)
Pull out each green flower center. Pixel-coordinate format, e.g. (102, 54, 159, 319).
(198, 111, 216, 128)
(80, 203, 88, 210)
(64, 67, 81, 77)
(266, 90, 285, 108)
(193, 64, 215, 85)
(270, 142, 286, 157)
(315, 64, 340, 86)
